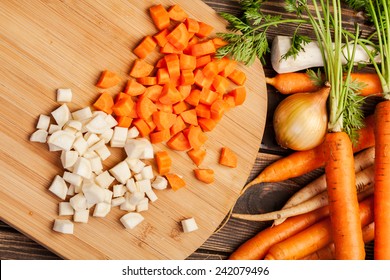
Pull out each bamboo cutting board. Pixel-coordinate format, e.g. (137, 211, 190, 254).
(0, 0, 267, 259)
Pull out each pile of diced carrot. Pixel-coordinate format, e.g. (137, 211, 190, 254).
(93, 3, 244, 185)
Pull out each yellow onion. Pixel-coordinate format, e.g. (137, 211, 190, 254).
(273, 86, 330, 151)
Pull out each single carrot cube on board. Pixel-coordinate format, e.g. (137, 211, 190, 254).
(149, 4, 170, 30)
(219, 147, 238, 168)
(155, 150, 172, 174)
(96, 70, 121, 89)
(133, 36, 157, 59)
(93, 92, 114, 114)
(165, 173, 186, 191)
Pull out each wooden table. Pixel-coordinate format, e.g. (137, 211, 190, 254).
(0, 0, 375, 260)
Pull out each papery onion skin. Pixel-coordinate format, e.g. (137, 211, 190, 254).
(273, 86, 330, 151)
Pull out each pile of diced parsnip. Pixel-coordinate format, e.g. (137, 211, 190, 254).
(30, 88, 198, 234)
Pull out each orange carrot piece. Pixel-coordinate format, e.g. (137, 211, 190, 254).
(223, 94, 236, 109)
(130, 59, 154, 78)
(132, 118, 151, 137)
(227, 86, 246, 106)
(180, 69, 195, 85)
(167, 4, 188, 22)
(157, 68, 171, 84)
(265, 72, 322, 95)
(152, 110, 176, 131)
(213, 57, 231, 73)
(144, 84, 163, 102)
(179, 53, 197, 70)
(155, 150, 172, 175)
(185, 88, 201, 106)
(219, 147, 237, 168)
(220, 59, 237, 77)
(133, 36, 157, 59)
(115, 92, 131, 102)
(165, 173, 186, 191)
(112, 97, 134, 117)
(212, 37, 228, 49)
(187, 125, 207, 150)
(160, 42, 183, 54)
(166, 22, 189, 51)
(155, 101, 173, 113)
(150, 129, 171, 144)
(153, 28, 169, 47)
(187, 148, 206, 166)
(212, 75, 230, 94)
(210, 99, 227, 121)
(191, 40, 216, 57)
(374, 100, 390, 259)
(196, 22, 214, 38)
(167, 131, 191, 151)
(165, 54, 181, 81)
(195, 55, 212, 69)
(170, 115, 187, 136)
(228, 69, 247, 85)
(116, 116, 133, 128)
(177, 85, 192, 100)
(323, 132, 365, 260)
(184, 18, 200, 33)
(199, 88, 218, 105)
(96, 70, 121, 89)
(198, 117, 217, 132)
(194, 169, 214, 184)
(194, 69, 213, 88)
(149, 4, 170, 30)
(159, 83, 182, 105)
(180, 109, 198, 126)
(123, 79, 146, 96)
(172, 100, 190, 115)
(195, 103, 211, 119)
(93, 92, 114, 114)
(202, 61, 219, 79)
(136, 95, 157, 120)
(136, 76, 157, 86)
(156, 57, 167, 68)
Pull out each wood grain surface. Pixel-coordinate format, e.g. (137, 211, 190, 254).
(0, 0, 266, 260)
(0, 0, 377, 260)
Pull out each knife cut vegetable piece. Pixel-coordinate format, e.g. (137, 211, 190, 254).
(130, 59, 154, 78)
(191, 40, 216, 57)
(187, 148, 206, 166)
(120, 212, 145, 229)
(228, 69, 246, 86)
(36, 114, 51, 131)
(153, 28, 169, 47)
(159, 83, 182, 105)
(51, 104, 71, 127)
(227, 86, 246, 106)
(149, 4, 170, 30)
(53, 219, 74, 234)
(30, 129, 48, 143)
(133, 36, 157, 59)
(73, 157, 92, 179)
(57, 88, 73, 103)
(49, 175, 69, 200)
(166, 22, 189, 51)
(93, 92, 114, 114)
(196, 22, 214, 38)
(155, 150, 172, 175)
(194, 169, 214, 184)
(181, 217, 198, 233)
(152, 175, 168, 190)
(167, 131, 191, 151)
(184, 18, 200, 33)
(136, 95, 157, 120)
(58, 202, 74, 216)
(96, 70, 121, 89)
(219, 147, 237, 168)
(47, 130, 76, 151)
(165, 173, 186, 191)
(168, 4, 188, 22)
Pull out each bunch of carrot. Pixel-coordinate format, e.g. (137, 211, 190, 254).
(94, 3, 241, 186)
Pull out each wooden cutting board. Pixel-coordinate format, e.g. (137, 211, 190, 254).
(0, 0, 267, 259)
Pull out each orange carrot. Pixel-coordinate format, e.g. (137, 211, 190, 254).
(196, 55, 212, 68)
(167, 131, 191, 151)
(212, 75, 230, 94)
(199, 88, 218, 105)
(155, 101, 173, 113)
(374, 100, 390, 259)
(150, 129, 171, 144)
(112, 97, 134, 117)
(172, 100, 190, 115)
(210, 99, 227, 121)
(132, 118, 151, 137)
(123, 78, 146, 96)
(187, 148, 206, 166)
(180, 109, 198, 126)
(149, 4, 170, 30)
(166, 23, 189, 51)
(153, 29, 169, 47)
(159, 83, 182, 105)
(133, 36, 157, 59)
(178, 85, 191, 100)
(156, 68, 170, 85)
(116, 116, 133, 128)
(202, 61, 218, 79)
(165, 54, 181, 81)
(184, 18, 200, 33)
(168, 4, 188, 22)
(227, 87, 246, 106)
(194, 69, 213, 88)
(144, 84, 163, 102)
(170, 115, 187, 136)
(115, 92, 131, 102)
(228, 69, 247, 86)
(165, 173, 186, 191)
(137, 76, 157, 86)
(160, 42, 182, 54)
(195, 103, 211, 119)
(220, 59, 237, 77)
(219, 147, 237, 168)
(179, 53, 196, 70)
(93, 92, 114, 114)
(264, 197, 374, 260)
(198, 118, 217, 132)
(322, 131, 365, 260)
(191, 40, 216, 57)
(180, 69, 195, 85)
(196, 22, 214, 38)
(185, 88, 201, 106)
(194, 169, 214, 184)
(212, 37, 228, 49)
(152, 111, 176, 131)
(136, 95, 157, 120)
(187, 125, 207, 150)
(130, 59, 154, 78)
(155, 150, 172, 175)
(229, 206, 330, 260)
(96, 70, 121, 89)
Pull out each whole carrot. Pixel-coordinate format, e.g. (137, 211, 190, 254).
(323, 132, 365, 260)
(374, 100, 390, 259)
(264, 197, 374, 260)
(228, 206, 329, 260)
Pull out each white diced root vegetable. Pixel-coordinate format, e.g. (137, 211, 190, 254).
(110, 161, 131, 184)
(146, 189, 158, 203)
(82, 182, 105, 205)
(84, 133, 100, 147)
(59, 202, 74, 216)
(128, 192, 145, 205)
(53, 219, 74, 234)
(36, 114, 51, 130)
(113, 184, 126, 197)
(136, 179, 151, 192)
(95, 145, 111, 161)
(100, 128, 114, 144)
(67, 184, 75, 196)
(120, 212, 144, 229)
(57, 88, 72, 103)
(103, 189, 113, 204)
(136, 198, 149, 212)
(111, 197, 126, 207)
(120, 199, 136, 212)
(181, 217, 198, 233)
(85, 114, 109, 134)
(63, 171, 83, 187)
(69, 193, 87, 211)
(126, 158, 145, 173)
(30, 129, 48, 143)
(73, 157, 92, 179)
(47, 130, 75, 151)
(72, 137, 88, 156)
(89, 155, 103, 173)
(140, 165, 154, 180)
(134, 173, 143, 181)
(60, 150, 78, 169)
(152, 176, 168, 190)
(139, 138, 154, 159)
(93, 202, 111, 217)
(127, 126, 139, 139)
(111, 127, 128, 147)
(49, 175, 68, 200)
(124, 139, 148, 159)
(105, 114, 118, 129)
(51, 104, 71, 127)
(73, 209, 89, 223)
(95, 171, 115, 189)
(72, 107, 92, 121)
(126, 178, 137, 193)
(48, 124, 61, 134)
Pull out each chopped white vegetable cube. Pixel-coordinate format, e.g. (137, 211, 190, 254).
(134, 173, 143, 181)
(65, 120, 82, 132)
(72, 106, 92, 121)
(60, 150, 78, 169)
(110, 161, 131, 184)
(145, 189, 158, 203)
(92, 111, 107, 118)
(73, 209, 89, 223)
(140, 165, 154, 180)
(100, 128, 114, 144)
(124, 139, 148, 159)
(111, 197, 126, 207)
(48, 124, 61, 134)
(67, 184, 75, 196)
(63, 171, 83, 187)
(53, 219, 74, 234)
(181, 217, 198, 233)
(127, 126, 140, 139)
(48, 175, 68, 200)
(72, 137, 89, 156)
(126, 158, 145, 173)
(89, 155, 103, 173)
(120, 199, 136, 212)
(95, 171, 115, 189)
(126, 178, 137, 193)
(36, 114, 50, 131)
(120, 212, 144, 229)
(47, 130, 76, 151)
(84, 133, 100, 147)
(128, 192, 145, 205)
(152, 176, 168, 190)
(82, 182, 106, 205)
(30, 129, 48, 143)
(110, 126, 128, 148)
(59, 202, 74, 216)
(136, 179, 152, 192)
(48, 143, 63, 152)
(72, 157, 92, 179)
(85, 114, 109, 134)
(103, 189, 113, 204)
(95, 145, 111, 161)
(69, 193, 87, 211)
(93, 202, 111, 217)
(57, 88, 72, 103)
(88, 139, 106, 152)
(113, 184, 127, 197)
(104, 114, 118, 128)
(51, 104, 71, 127)
(136, 198, 149, 212)
(138, 138, 154, 159)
